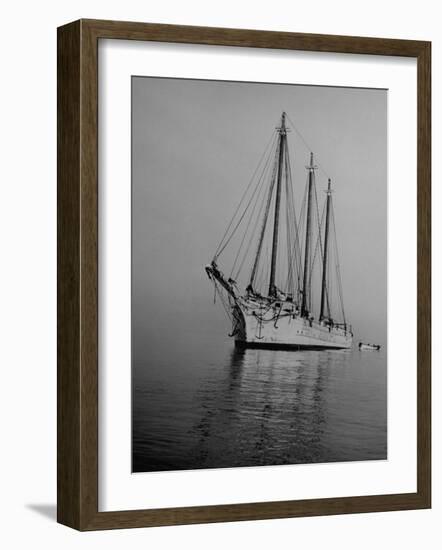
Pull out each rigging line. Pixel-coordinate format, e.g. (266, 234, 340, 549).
(331, 204, 346, 324)
(263, 242, 270, 294)
(314, 171, 325, 269)
(325, 208, 332, 320)
(255, 251, 264, 291)
(308, 200, 326, 315)
(308, 174, 324, 282)
(284, 175, 293, 294)
(297, 175, 309, 300)
(287, 155, 300, 265)
(255, 238, 268, 294)
(283, 178, 291, 293)
(236, 180, 273, 282)
(256, 241, 270, 293)
(322, 238, 332, 320)
(213, 280, 233, 322)
(234, 160, 275, 282)
(319, 196, 332, 320)
(255, 241, 265, 291)
(335, 255, 345, 323)
(284, 139, 301, 296)
(215, 137, 277, 260)
(232, 183, 269, 281)
(285, 112, 331, 182)
(248, 139, 281, 287)
(217, 134, 277, 261)
(326, 247, 333, 320)
(255, 232, 267, 291)
(235, 153, 277, 284)
(213, 132, 277, 258)
(235, 182, 269, 282)
(214, 131, 277, 258)
(284, 149, 296, 295)
(283, 141, 293, 294)
(230, 138, 275, 278)
(305, 171, 324, 313)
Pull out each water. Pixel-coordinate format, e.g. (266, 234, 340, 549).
(132, 332, 387, 472)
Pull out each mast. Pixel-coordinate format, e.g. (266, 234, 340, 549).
(268, 112, 286, 297)
(320, 178, 332, 321)
(301, 152, 316, 317)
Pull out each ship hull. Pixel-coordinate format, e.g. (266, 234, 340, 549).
(233, 302, 353, 350)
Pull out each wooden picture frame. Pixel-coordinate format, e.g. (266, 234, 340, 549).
(57, 18, 431, 530)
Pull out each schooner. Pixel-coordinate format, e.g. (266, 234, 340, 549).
(205, 112, 353, 349)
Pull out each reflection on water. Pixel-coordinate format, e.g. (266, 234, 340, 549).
(133, 341, 387, 472)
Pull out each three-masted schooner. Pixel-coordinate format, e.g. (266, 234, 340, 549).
(205, 112, 353, 349)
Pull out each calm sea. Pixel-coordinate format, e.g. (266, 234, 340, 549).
(132, 331, 387, 472)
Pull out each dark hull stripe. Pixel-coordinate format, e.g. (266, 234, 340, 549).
(235, 340, 351, 351)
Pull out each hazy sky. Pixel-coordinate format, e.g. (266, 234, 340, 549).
(132, 76, 387, 359)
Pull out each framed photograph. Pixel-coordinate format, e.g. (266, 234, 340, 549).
(57, 19, 431, 530)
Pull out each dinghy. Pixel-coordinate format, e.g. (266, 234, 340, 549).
(358, 342, 381, 351)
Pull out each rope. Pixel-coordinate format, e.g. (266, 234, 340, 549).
(285, 112, 332, 182)
(309, 198, 326, 315)
(331, 205, 346, 324)
(213, 280, 233, 322)
(230, 140, 275, 278)
(247, 139, 280, 286)
(283, 138, 300, 296)
(297, 174, 309, 305)
(213, 132, 277, 259)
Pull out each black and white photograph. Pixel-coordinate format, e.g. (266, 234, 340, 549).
(132, 76, 388, 473)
